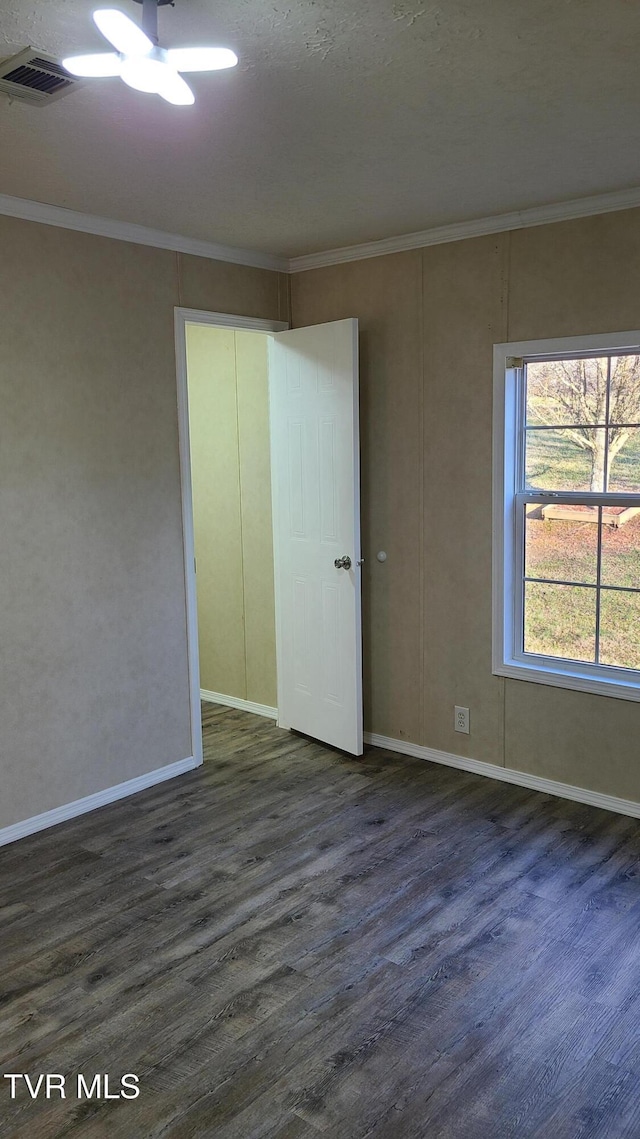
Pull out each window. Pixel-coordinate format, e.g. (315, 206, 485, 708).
(494, 331, 640, 701)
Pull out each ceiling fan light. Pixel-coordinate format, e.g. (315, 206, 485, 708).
(166, 47, 238, 73)
(120, 55, 168, 93)
(119, 56, 194, 104)
(62, 51, 121, 77)
(93, 9, 154, 56)
(156, 69, 195, 105)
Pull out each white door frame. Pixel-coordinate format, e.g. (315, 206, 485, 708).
(174, 307, 289, 766)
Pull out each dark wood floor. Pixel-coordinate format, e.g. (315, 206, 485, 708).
(2, 705, 640, 1137)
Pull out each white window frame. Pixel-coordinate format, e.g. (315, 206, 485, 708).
(493, 329, 640, 702)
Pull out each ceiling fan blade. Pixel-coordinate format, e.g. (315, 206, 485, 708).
(62, 52, 121, 77)
(120, 56, 166, 93)
(120, 56, 194, 104)
(93, 9, 153, 56)
(166, 47, 238, 73)
(156, 69, 195, 105)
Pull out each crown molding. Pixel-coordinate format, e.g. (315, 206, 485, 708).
(5, 185, 640, 277)
(288, 186, 640, 272)
(0, 192, 289, 272)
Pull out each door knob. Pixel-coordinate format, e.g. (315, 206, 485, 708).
(334, 555, 352, 570)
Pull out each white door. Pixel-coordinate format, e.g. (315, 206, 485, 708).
(268, 318, 362, 755)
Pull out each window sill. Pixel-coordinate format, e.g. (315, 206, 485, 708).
(493, 658, 640, 702)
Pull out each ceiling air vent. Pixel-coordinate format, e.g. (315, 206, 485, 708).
(0, 48, 83, 105)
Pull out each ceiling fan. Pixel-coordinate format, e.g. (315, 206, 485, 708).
(63, 0, 237, 106)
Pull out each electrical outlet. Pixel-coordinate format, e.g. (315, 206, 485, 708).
(454, 706, 470, 734)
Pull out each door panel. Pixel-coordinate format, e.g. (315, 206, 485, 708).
(269, 318, 362, 755)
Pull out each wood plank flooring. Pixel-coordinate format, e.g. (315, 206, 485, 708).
(2, 703, 640, 1137)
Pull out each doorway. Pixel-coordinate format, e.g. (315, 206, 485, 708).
(175, 307, 364, 765)
(175, 308, 288, 765)
(188, 321, 281, 714)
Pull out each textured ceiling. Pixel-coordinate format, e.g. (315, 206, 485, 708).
(2, 0, 640, 258)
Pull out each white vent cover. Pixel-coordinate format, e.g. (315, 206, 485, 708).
(0, 48, 82, 105)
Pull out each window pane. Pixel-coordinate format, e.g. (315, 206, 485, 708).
(525, 504, 598, 584)
(524, 582, 596, 662)
(526, 358, 608, 427)
(609, 355, 640, 426)
(525, 428, 604, 491)
(607, 427, 640, 492)
(600, 512, 640, 588)
(599, 590, 640, 670)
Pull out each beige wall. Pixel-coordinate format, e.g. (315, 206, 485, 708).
(186, 325, 276, 707)
(5, 202, 640, 834)
(291, 207, 640, 803)
(0, 214, 286, 831)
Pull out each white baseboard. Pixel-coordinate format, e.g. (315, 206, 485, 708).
(200, 689, 278, 720)
(364, 731, 640, 820)
(6, 722, 632, 851)
(0, 756, 198, 849)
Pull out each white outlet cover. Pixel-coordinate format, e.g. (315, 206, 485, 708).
(454, 706, 470, 734)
